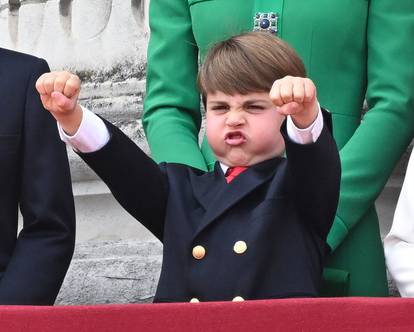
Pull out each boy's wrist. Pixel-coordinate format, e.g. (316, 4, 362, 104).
(290, 102, 319, 129)
(55, 104, 83, 136)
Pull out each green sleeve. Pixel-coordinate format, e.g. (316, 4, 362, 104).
(328, 0, 414, 250)
(143, 0, 208, 171)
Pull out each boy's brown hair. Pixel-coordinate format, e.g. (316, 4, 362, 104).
(198, 32, 306, 104)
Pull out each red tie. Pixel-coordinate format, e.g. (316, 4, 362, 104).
(225, 166, 248, 183)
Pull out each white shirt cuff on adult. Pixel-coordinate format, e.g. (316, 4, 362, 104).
(286, 105, 323, 144)
(58, 106, 110, 153)
(384, 239, 414, 297)
(384, 150, 414, 297)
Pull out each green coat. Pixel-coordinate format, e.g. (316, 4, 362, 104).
(144, 0, 414, 296)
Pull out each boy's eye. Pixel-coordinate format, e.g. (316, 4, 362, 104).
(246, 105, 265, 112)
(210, 105, 229, 112)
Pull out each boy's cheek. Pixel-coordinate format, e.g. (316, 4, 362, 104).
(205, 115, 223, 135)
(276, 139, 286, 157)
(205, 120, 218, 146)
(275, 112, 286, 125)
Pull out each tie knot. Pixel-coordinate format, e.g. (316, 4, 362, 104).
(225, 166, 248, 183)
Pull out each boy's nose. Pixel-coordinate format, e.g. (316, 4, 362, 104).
(225, 111, 245, 126)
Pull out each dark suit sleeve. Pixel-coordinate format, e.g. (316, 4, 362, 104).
(78, 119, 168, 241)
(282, 110, 341, 240)
(0, 58, 75, 305)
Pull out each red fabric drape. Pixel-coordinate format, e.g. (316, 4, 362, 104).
(0, 297, 413, 331)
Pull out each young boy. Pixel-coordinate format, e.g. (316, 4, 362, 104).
(36, 32, 340, 302)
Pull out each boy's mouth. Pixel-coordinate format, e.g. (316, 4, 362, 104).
(225, 131, 246, 146)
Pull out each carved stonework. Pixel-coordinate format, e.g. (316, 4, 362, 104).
(1, 0, 150, 173)
(0, 0, 148, 70)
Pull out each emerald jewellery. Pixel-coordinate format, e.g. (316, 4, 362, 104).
(253, 12, 278, 35)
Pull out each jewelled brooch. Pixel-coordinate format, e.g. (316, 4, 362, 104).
(253, 12, 278, 35)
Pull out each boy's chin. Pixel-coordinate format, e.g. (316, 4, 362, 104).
(220, 151, 284, 167)
(217, 154, 253, 167)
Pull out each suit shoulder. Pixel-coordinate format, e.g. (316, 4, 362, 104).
(163, 162, 206, 175)
(0, 48, 49, 75)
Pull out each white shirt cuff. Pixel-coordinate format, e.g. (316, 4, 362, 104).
(384, 150, 414, 297)
(58, 106, 110, 153)
(286, 105, 324, 144)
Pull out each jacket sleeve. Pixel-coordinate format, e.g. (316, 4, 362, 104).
(78, 119, 169, 241)
(283, 110, 341, 240)
(0, 58, 75, 305)
(384, 150, 414, 297)
(143, 0, 208, 171)
(327, 0, 414, 250)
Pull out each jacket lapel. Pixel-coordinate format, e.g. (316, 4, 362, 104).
(190, 158, 282, 238)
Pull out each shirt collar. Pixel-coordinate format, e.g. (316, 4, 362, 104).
(220, 163, 229, 175)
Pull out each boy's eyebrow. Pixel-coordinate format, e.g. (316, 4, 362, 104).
(208, 99, 269, 106)
(243, 99, 268, 106)
(207, 101, 229, 106)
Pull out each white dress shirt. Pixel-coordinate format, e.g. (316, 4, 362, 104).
(59, 106, 324, 159)
(384, 150, 414, 297)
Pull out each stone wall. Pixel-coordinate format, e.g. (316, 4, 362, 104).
(0, 0, 405, 303)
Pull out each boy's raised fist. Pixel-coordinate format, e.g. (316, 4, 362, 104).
(36, 71, 83, 135)
(269, 76, 318, 129)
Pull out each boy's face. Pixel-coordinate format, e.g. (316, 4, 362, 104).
(206, 91, 285, 167)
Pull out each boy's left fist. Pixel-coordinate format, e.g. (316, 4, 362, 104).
(269, 76, 318, 129)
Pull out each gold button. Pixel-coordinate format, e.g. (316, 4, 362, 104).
(190, 298, 200, 303)
(192, 245, 206, 260)
(232, 296, 245, 302)
(233, 241, 247, 254)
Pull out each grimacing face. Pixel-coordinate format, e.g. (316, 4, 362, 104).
(206, 91, 286, 167)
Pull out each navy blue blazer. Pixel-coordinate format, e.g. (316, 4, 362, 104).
(0, 48, 75, 305)
(80, 111, 340, 302)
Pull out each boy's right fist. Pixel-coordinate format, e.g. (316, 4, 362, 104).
(36, 71, 83, 135)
